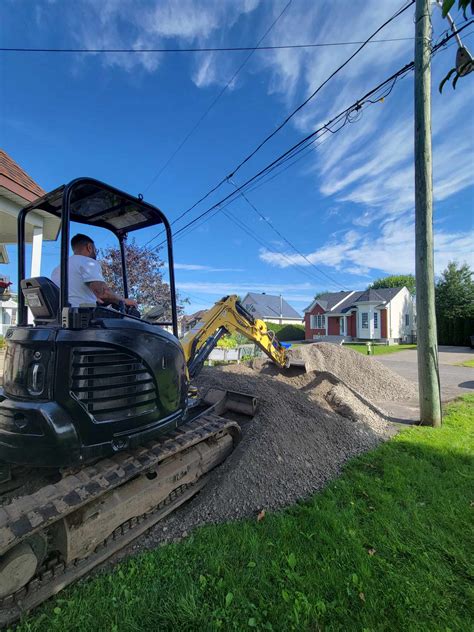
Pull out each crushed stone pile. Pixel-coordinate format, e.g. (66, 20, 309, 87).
(287, 342, 419, 401)
(141, 344, 415, 547)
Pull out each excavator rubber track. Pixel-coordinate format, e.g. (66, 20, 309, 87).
(0, 408, 244, 628)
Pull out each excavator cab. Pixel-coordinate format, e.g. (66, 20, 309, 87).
(0, 178, 188, 469)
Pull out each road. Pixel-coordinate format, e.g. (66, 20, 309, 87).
(377, 345, 473, 400)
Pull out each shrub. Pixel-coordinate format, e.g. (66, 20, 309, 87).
(264, 322, 305, 341)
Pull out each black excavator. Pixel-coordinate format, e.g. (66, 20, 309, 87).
(0, 178, 294, 625)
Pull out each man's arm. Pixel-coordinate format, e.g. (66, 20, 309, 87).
(87, 281, 137, 307)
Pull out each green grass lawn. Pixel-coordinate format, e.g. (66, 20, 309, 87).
(344, 343, 417, 356)
(456, 359, 474, 368)
(14, 396, 473, 632)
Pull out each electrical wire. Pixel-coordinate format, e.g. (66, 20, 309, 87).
(143, 0, 293, 192)
(0, 37, 419, 54)
(143, 0, 417, 245)
(140, 19, 471, 296)
(227, 179, 349, 290)
(148, 18, 472, 250)
(156, 62, 415, 243)
(221, 207, 343, 289)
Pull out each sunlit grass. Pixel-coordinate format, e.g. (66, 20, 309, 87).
(15, 396, 473, 632)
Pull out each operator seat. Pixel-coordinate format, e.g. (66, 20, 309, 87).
(21, 277, 60, 324)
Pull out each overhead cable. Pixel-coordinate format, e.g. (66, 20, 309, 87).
(143, 0, 293, 192)
(146, 18, 473, 251)
(227, 179, 349, 290)
(143, 0, 416, 245)
(0, 37, 420, 54)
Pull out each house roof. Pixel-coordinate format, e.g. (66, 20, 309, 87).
(304, 291, 353, 313)
(305, 287, 405, 314)
(242, 292, 302, 319)
(355, 287, 403, 303)
(0, 149, 45, 203)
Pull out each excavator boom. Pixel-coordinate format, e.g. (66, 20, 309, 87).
(181, 295, 291, 377)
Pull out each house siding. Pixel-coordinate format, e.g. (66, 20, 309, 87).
(305, 303, 326, 338)
(388, 288, 414, 341)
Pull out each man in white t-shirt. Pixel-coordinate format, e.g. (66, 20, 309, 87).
(51, 233, 138, 309)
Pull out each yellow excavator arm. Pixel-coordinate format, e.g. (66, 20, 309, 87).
(181, 295, 290, 378)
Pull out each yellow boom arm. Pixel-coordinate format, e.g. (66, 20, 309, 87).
(181, 295, 289, 377)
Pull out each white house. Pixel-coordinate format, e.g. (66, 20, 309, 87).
(0, 149, 60, 334)
(304, 287, 415, 344)
(241, 292, 302, 325)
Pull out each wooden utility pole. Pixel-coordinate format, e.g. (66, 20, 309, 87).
(414, 0, 442, 426)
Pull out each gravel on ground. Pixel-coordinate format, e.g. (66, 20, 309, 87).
(138, 343, 414, 549)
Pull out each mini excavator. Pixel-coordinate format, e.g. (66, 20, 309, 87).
(0, 178, 298, 625)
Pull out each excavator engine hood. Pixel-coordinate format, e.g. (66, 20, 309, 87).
(0, 319, 188, 468)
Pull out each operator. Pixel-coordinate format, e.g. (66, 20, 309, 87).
(51, 233, 138, 310)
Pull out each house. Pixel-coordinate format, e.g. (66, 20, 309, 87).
(241, 292, 302, 325)
(304, 287, 415, 344)
(0, 149, 60, 333)
(179, 310, 207, 337)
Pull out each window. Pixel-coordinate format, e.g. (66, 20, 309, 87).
(310, 314, 326, 329)
(361, 312, 369, 329)
(373, 312, 378, 329)
(340, 317, 345, 334)
(405, 313, 409, 327)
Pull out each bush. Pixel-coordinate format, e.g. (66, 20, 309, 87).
(264, 322, 305, 341)
(437, 316, 474, 346)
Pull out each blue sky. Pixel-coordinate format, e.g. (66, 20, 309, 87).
(1, 0, 473, 314)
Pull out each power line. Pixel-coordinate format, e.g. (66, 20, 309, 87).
(143, 0, 293, 192)
(223, 0, 416, 182)
(143, 0, 416, 246)
(152, 62, 414, 247)
(147, 17, 473, 250)
(221, 207, 341, 289)
(0, 38, 421, 55)
(227, 179, 349, 290)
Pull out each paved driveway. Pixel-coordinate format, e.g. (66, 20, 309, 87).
(377, 346, 473, 402)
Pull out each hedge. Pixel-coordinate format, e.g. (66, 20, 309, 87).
(264, 322, 305, 341)
(437, 315, 474, 346)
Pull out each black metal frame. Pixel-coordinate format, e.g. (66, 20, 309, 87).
(17, 177, 178, 336)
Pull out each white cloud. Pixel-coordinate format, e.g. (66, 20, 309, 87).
(71, 0, 260, 76)
(259, 220, 474, 277)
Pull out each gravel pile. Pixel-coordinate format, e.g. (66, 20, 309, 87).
(141, 345, 412, 546)
(287, 343, 418, 401)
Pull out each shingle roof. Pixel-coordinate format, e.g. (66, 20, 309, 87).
(355, 287, 403, 303)
(305, 287, 405, 313)
(304, 291, 353, 313)
(0, 149, 45, 201)
(242, 292, 302, 319)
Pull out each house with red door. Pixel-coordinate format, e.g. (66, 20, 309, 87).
(304, 287, 415, 344)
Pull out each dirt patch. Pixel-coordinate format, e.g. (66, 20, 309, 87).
(138, 344, 412, 548)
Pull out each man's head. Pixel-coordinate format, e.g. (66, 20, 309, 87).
(71, 234, 97, 259)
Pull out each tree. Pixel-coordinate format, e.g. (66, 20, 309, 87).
(313, 291, 329, 300)
(99, 239, 188, 318)
(441, 0, 473, 19)
(435, 262, 474, 320)
(368, 274, 416, 296)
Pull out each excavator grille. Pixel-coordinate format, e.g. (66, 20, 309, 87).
(70, 346, 158, 422)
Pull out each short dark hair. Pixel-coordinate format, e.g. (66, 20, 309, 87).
(71, 233, 94, 251)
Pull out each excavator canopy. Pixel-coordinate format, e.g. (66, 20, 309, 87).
(20, 178, 166, 236)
